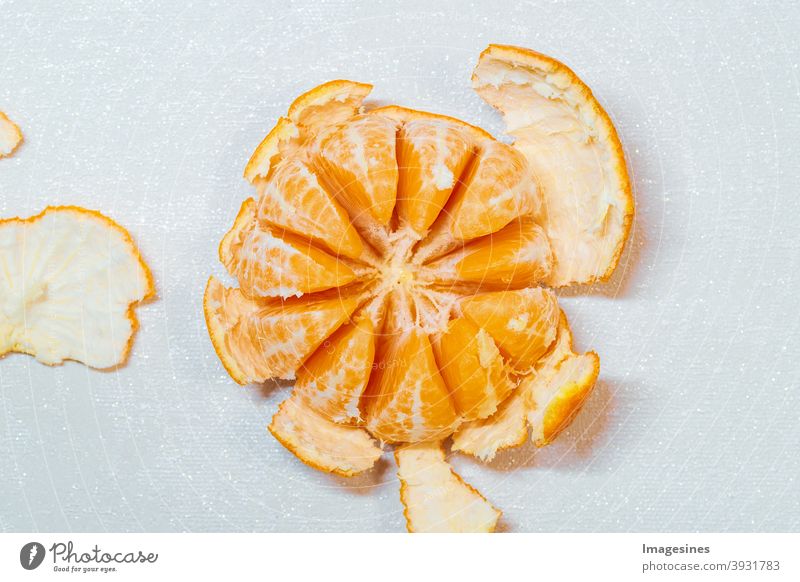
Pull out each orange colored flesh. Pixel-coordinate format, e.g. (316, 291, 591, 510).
(395, 118, 474, 234)
(433, 317, 513, 421)
(461, 287, 559, 372)
(294, 318, 376, 423)
(365, 329, 458, 443)
(257, 157, 365, 260)
(313, 114, 399, 225)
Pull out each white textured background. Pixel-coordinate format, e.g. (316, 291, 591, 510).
(1, 0, 798, 533)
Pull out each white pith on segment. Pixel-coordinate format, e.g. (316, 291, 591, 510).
(0, 207, 153, 368)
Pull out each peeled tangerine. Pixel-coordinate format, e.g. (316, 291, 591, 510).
(204, 45, 633, 532)
(0, 207, 153, 368)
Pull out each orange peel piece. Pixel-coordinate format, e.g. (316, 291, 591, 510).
(0, 111, 22, 158)
(269, 392, 383, 476)
(244, 80, 372, 184)
(451, 391, 528, 461)
(0, 207, 154, 368)
(396, 441, 501, 532)
(472, 44, 634, 287)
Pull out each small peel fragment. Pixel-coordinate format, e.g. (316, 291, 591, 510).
(451, 390, 528, 461)
(0, 206, 154, 368)
(472, 44, 634, 287)
(522, 312, 600, 447)
(269, 392, 383, 477)
(244, 80, 372, 183)
(452, 310, 599, 460)
(396, 441, 501, 533)
(0, 111, 22, 158)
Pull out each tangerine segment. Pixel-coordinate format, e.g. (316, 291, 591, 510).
(395, 118, 474, 235)
(461, 287, 559, 372)
(447, 139, 539, 241)
(521, 311, 599, 446)
(0, 111, 22, 158)
(314, 114, 399, 225)
(396, 441, 501, 533)
(432, 317, 514, 421)
(257, 158, 365, 260)
(220, 199, 357, 299)
(472, 44, 634, 287)
(203, 276, 358, 384)
(293, 317, 376, 423)
(269, 392, 382, 477)
(425, 216, 552, 289)
(365, 329, 458, 443)
(451, 391, 528, 461)
(0, 207, 154, 368)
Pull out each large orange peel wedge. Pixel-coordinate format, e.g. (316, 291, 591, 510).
(0, 207, 153, 368)
(396, 441, 501, 533)
(269, 392, 383, 477)
(472, 44, 634, 287)
(206, 44, 634, 532)
(0, 111, 22, 158)
(451, 310, 599, 460)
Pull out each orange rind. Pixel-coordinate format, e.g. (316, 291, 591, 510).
(206, 44, 634, 532)
(0, 207, 153, 368)
(0, 111, 22, 158)
(472, 44, 634, 287)
(269, 392, 383, 477)
(396, 441, 501, 533)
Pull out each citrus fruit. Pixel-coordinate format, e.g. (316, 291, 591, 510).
(0, 111, 22, 158)
(0, 206, 153, 368)
(204, 45, 633, 532)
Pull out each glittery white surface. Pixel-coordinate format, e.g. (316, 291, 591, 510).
(1, 0, 798, 532)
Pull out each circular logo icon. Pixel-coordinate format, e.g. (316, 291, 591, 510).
(20, 542, 45, 570)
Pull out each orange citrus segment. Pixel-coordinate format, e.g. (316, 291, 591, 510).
(365, 329, 458, 443)
(432, 317, 513, 421)
(472, 44, 634, 286)
(293, 317, 376, 423)
(461, 287, 559, 372)
(368, 105, 492, 141)
(203, 276, 359, 383)
(220, 198, 357, 298)
(395, 117, 474, 234)
(521, 311, 599, 446)
(451, 391, 528, 461)
(0, 207, 153, 368)
(0, 111, 22, 158)
(269, 392, 382, 477)
(314, 114, 399, 225)
(257, 157, 365, 260)
(448, 139, 538, 241)
(425, 216, 552, 289)
(396, 441, 501, 533)
(243, 117, 300, 184)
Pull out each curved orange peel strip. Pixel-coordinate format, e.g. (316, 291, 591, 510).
(396, 441, 501, 533)
(0, 111, 22, 158)
(452, 310, 599, 460)
(472, 44, 634, 287)
(0, 206, 154, 368)
(269, 392, 383, 477)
